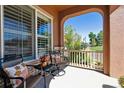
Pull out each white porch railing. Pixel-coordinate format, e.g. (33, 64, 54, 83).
(64, 50, 103, 71)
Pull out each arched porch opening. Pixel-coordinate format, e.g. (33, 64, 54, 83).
(59, 6, 110, 75)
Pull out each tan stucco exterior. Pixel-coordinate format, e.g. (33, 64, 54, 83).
(110, 5, 124, 78)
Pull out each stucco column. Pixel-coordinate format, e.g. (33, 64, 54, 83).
(103, 6, 110, 75)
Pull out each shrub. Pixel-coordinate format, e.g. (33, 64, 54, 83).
(119, 76, 124, 88)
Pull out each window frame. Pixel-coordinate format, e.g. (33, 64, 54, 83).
(0, 5, 4, 59)
(30, 6, 53, 59)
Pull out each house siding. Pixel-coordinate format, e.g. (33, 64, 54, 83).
(110, 5, 124, 78)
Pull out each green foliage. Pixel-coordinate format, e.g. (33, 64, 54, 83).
(64, 25, 103, 51)
(89, 32, 97, 47)
(64, 25, 75, 49)
(119, 76, 124, 88)
(81, 42, 88, 50)
(73, 33, 82, 50)
(89, 31, 103, 47)
(64, 25, 82, 50)
(97, 31, 103, 46)
(90, 46, 103, 51)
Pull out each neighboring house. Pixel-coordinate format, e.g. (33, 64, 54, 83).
(0, 5, 124, 78)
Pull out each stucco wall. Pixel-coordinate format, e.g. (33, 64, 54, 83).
(110, 5, 124, 78)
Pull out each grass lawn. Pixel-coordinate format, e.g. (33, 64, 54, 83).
(90, 46, 103, 51)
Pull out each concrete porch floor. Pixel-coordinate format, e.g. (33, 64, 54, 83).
(49, 66, 120, 88)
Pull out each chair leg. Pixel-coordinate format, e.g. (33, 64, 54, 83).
(24, 80, 26, 88)
(43, 72, 47, 88)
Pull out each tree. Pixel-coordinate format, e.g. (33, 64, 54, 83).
(81, 42, 88, 50)
(64, 25, 75, 49)
(64, 25, 82, 50)
(97, 31, 103, 46)
(81, 37, 88, 50)
(73, 33, 82, 50)
(89, 32, 97, 47)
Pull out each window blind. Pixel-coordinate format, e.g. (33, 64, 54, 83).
(4, 5, 35, 61)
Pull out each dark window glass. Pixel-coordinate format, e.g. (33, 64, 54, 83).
(4, 5, 35, 61)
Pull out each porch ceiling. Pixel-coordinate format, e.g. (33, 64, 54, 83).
(38, 5, 77, 12)
(39, 5, 119, 14)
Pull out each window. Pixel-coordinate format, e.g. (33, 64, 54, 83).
(37, 12, 51, 56)
(0, 6, 1, 58)
(4, 5, 35, 61)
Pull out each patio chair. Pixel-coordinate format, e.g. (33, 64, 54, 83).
(26, 50, 69, 88)
(27, 50, 68, 76)
(0, 55, 24, 88)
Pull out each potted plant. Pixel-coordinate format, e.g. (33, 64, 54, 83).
(119, 76, 124, 88)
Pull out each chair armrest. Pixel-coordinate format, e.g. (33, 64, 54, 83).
(9, 77, 24, 82)
(26, 64, 42, 70)
(26, 64, 36, 67)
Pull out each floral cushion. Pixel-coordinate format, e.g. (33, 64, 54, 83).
(4, 63, 29, 87)
(50, 54, 61, 63)
(55, 55, 61, 63)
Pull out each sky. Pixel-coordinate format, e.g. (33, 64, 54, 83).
(64, 12, 103, 43)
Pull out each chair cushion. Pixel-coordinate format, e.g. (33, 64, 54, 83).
(4, 63, 28, 87)
(39, 55, 50, 67)
(55, 55, 61, 63)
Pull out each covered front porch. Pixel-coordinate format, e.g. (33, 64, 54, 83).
(0, 5, 124, 88)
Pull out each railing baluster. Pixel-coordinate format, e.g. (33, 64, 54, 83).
(84, 51, 86, 67)
(89, 51, 91, 68)
(86, 51, 88, 67)
(92, 51, 95, 69)
(77, 51, 79, 66)
(76, 51, 78, 66)
(87, 51, 88, 68)
(72, 51, 74, 65)
(97, 52, 99, 69)
(71, 51, 73, 65)
(79, 51, 80, 67)
(82, 51, 84, 67)
(83, 52, 85, 67)
(75, 51, 77, 66)
(91, 51, 92, 68)
(78, 51, 79, 66)
(70, 51, 72, 65)
(74, 51, 75, 66)
(80, 52, 82, 67)
(88, 51, 90, 68)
